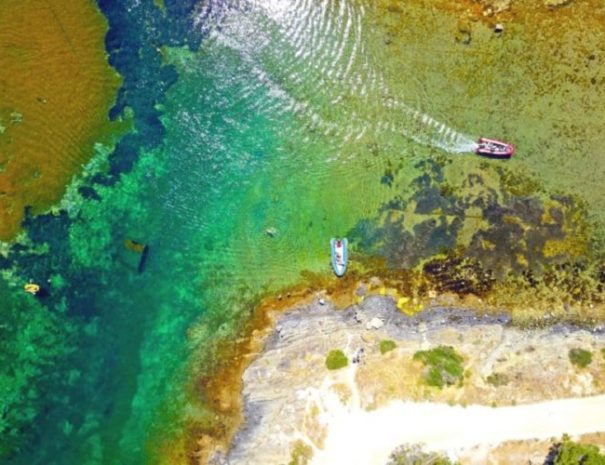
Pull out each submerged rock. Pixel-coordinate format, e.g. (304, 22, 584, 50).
(492, 0, 512, 13)
(455, 17, 472, 45)
(545, 0, 572, 7)
(476, 0, 512, 13)
(365, 317, 384, 330)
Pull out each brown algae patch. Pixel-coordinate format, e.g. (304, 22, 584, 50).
(0, 0, 122, 240)
(349, 153, 605, 322)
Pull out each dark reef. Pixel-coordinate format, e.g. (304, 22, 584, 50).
(349, 158, 604, 303)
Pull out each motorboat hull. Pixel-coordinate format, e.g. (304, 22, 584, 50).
(475, 137, 515, 158)
(330, 238, 348, 277)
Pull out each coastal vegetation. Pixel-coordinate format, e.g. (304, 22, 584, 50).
(287, 440, 313, 465)
(549, 435, 605, 464)
(387, 443, 459, 465)
(380, 339, 397, 354)
(413, 346, 464, 388)
(568, 348, 593, 368)
(325, 350, 348, 370)
(486, 372, 510, 387)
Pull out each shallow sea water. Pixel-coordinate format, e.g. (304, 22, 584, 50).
(2, 0, 605, 464)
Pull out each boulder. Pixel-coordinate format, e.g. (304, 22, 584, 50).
(365, 317, 384, 330)
(492, 0, 512, 12)
(545, 0, 572, 7)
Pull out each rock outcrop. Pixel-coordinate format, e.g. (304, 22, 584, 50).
(216, 295, 605, 465)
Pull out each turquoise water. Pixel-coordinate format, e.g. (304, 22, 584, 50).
(4, 2, 402, 461)
(2, 0, 605, 464)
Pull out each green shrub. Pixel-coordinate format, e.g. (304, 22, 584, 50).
(486, 372, 510, 387)
(413, 346, 464, 388)
(601, 347, 605, 361)
(549, 434, 605, 465)
(569, 348, 593, 368)
(325, 349, 348, 370)
(387, 443, 459, 465)
(288, 440, 313, 465)
(380, 339, 397, 354)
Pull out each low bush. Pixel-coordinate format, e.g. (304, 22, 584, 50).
(547, 434, 605, 464)
(413, 346, 464, 388)
(380, 339, 397, 354)
(288, 440, 313, 465)
(568, 348, 592, 368)
(486, 372, 510, 387)
(387, 443, 459, 465)
(325, 349, 348, 370)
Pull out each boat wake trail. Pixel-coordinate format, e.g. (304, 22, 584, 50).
(408, 111, 479, 154)
(194, 0, 479, 156)
(385, 99, 478, 153)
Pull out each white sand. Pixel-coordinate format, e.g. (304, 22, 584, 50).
(308, 365, 605, 465)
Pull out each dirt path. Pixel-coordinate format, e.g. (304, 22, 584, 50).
(311, 366, 605, 464)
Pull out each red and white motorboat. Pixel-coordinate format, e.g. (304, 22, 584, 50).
(475, 137, 515, 158)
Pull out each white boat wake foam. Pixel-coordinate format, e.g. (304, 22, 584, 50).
(194, 0, 480, 156)
(388, 100, 479, 153)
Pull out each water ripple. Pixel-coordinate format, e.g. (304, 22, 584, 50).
(193, 0, 474, 155)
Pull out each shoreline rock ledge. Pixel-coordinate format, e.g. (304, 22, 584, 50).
(212, 295, 605, 465)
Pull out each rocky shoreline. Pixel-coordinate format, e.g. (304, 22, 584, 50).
(210, 293, 605, 465)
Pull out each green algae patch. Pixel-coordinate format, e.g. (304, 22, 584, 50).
(326, 350, 349, 370)
(0, 0, 123, 240)
(0, 280, 76, 459)
(380, 339, 397, 354)
(413, 346, 464, 388)
(569, 348, 593, 368)
(153, 0, 166, 13)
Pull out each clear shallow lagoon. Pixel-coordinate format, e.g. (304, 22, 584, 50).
(1, 0, 604, 464)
